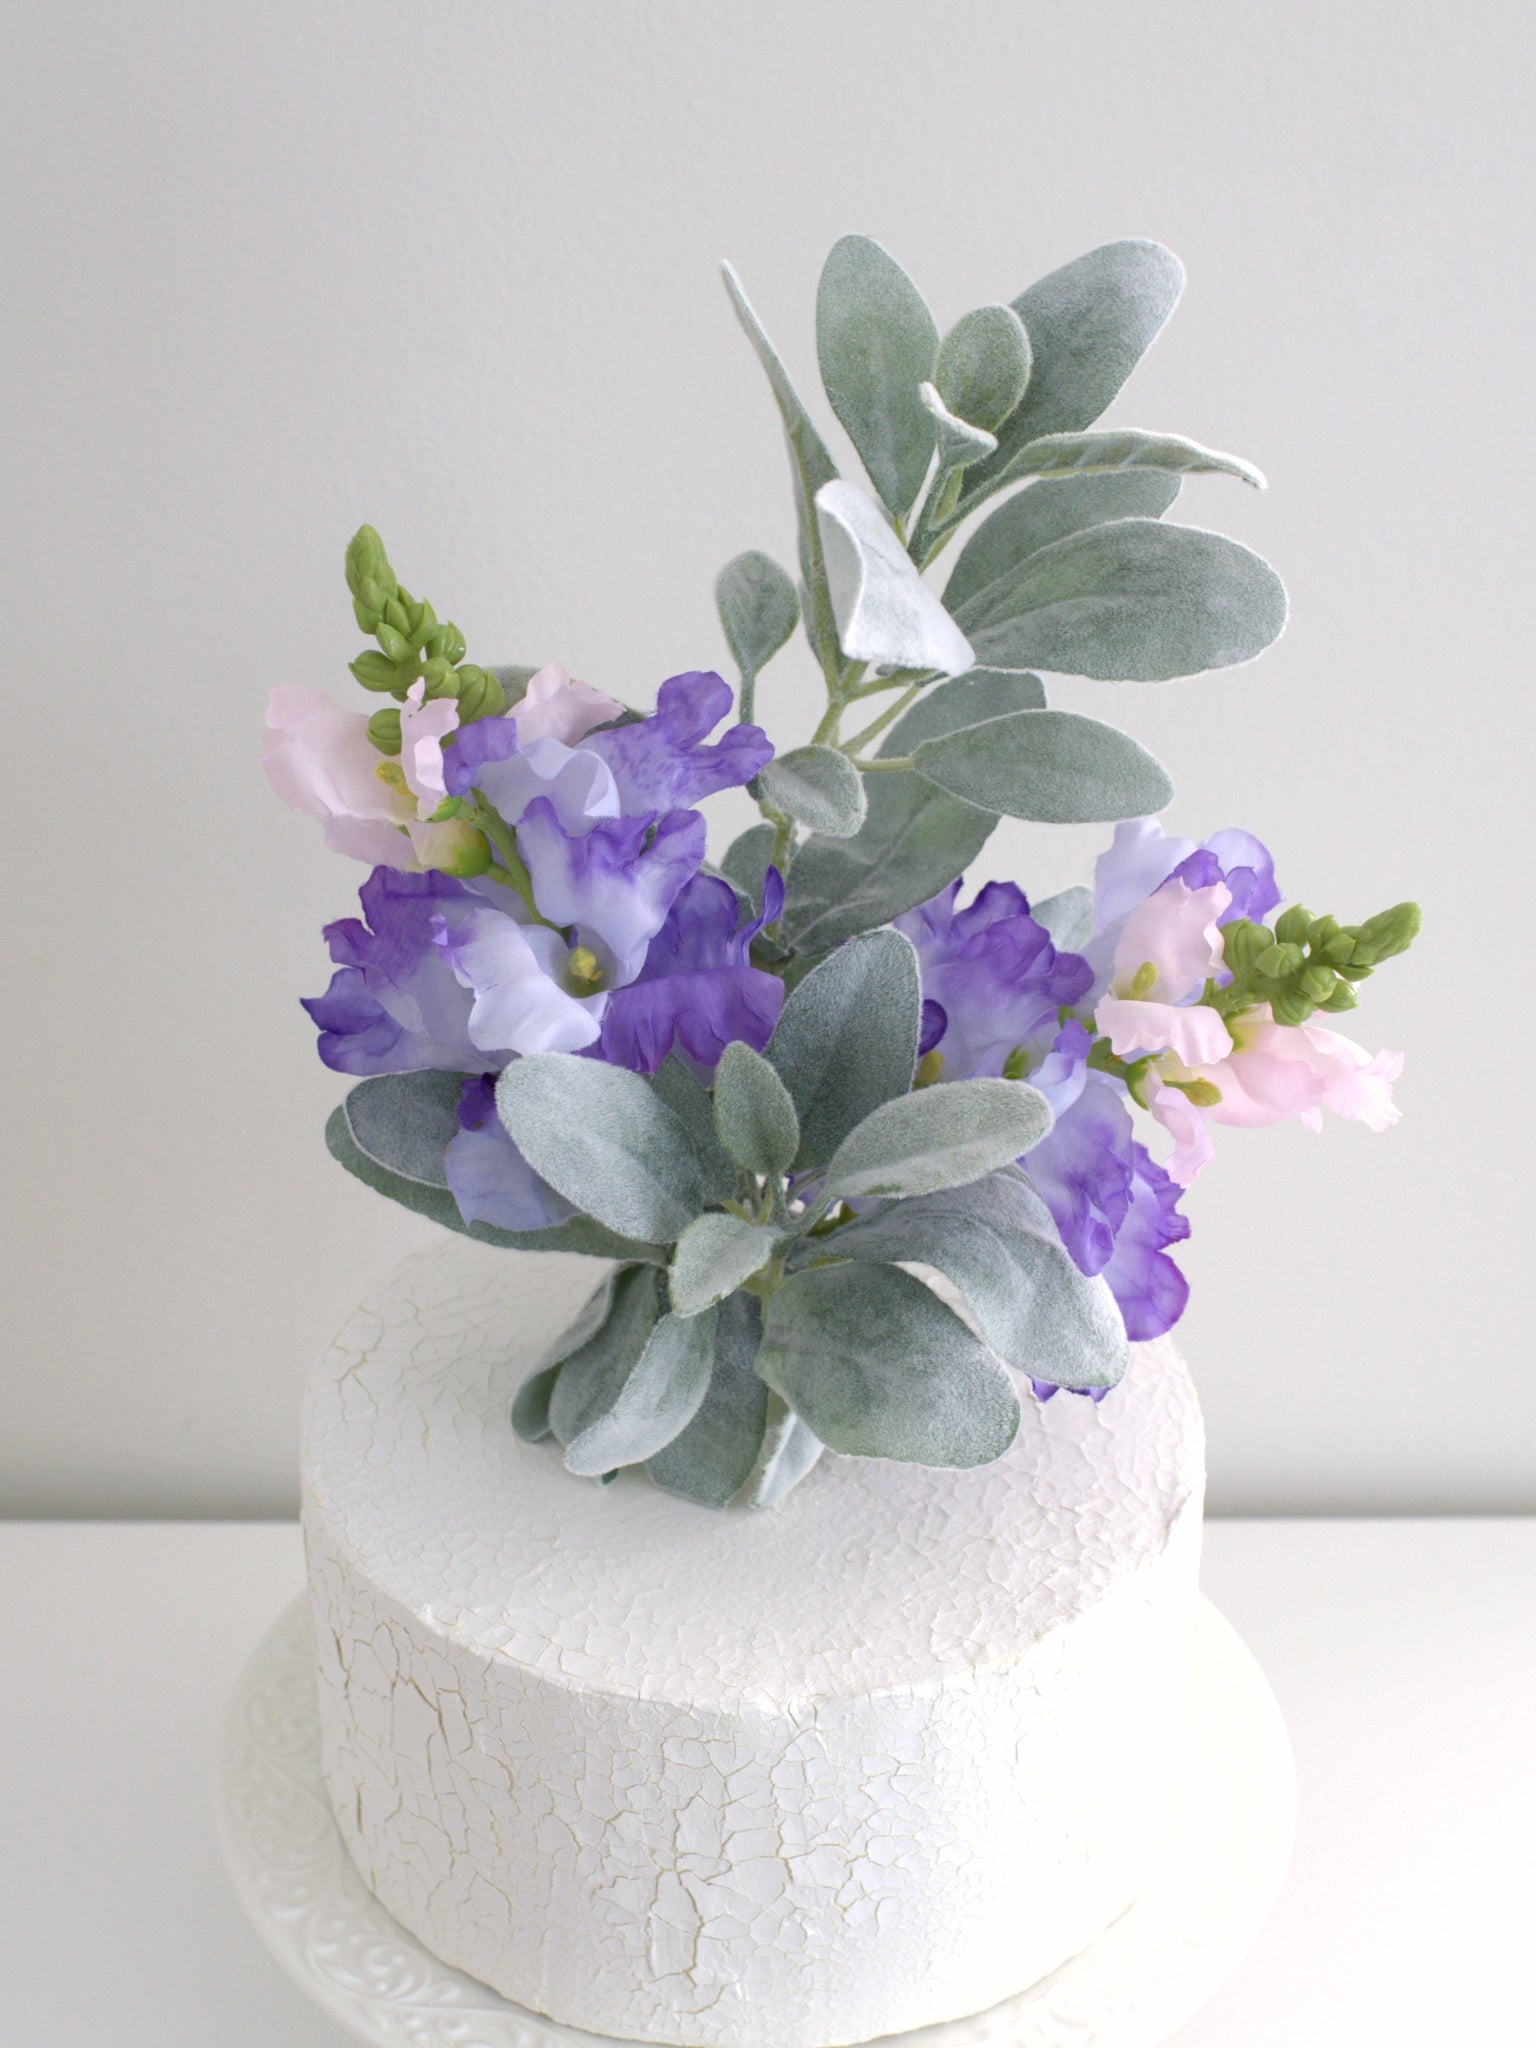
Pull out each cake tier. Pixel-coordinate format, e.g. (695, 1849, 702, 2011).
(302, 1238, 1205, 2048)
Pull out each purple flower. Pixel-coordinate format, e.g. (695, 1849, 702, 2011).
(896, 881, 1092, 1079)
(585, 672, 772, 810)
(442, 726, 620, 828)
(302, 868, 486, 1075)
(1093, 817, 1280, 934)
(599, 868, 787, 1074)
(444, 1074, 573, 1231)
(517, 800, 706, 984)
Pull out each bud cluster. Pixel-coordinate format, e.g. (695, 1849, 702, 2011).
(1213, 900, 1421, 1027)
(345, 526, 506, 746)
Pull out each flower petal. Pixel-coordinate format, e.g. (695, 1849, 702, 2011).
(586, 671, 772, 810)
(1112, 877, 1230, 1004)
(433, 905, 604, 1055)
(1097, 997, 1233, 1066)
(508, 664, 624, 746)
(517, 801, 706, 984)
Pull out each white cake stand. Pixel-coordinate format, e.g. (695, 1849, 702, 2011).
(218, 1594, 1293, 2048)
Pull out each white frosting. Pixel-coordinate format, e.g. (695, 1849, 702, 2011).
(302, 1237, 1205, 2048)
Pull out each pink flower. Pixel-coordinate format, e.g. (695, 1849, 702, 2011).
(509, 665, 623, 747)
(398, 682, 459, 810)
(1148, 1083, 1216, 1187)
(1097, 997, 1233, 1068)
(263, 685, 418, 868)
(1112, 877, 1229, 1004)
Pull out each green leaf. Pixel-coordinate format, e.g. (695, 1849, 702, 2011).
(877, 669, 1046, 757)
(757, 1263, 1020, 1466)
(951, 519, 1288, 681)
(564, 1304, 719, 1476)
(815, 480, 975, 676)
(713, 1040, 800, 1179)
(327, 1074, 663, 1262)
(510, 1362, 561, 1442)
(547, 1264, 664, 1445)
(721, 261, 842, 673)
(758, 743, 868, 837)
(767, 929, 921, 1171)
(669, 1213, 780, 1318)
(822, 1170, 1128, 1389)
(720, 822, 779, 914)
(716, 550, 800, 686)
(933, 304, 1033, 434)
(919, 382, 997, 470)
(649, 1056, 738, 1206)
(496, 1054, 708, 1242)
(739, 1393, 825, 1507)
(990, 428, 1264, 494)
(647, 1293, 770, 1508)
(781, 772, 995, 954)
(963, 240, 1186, 508)
(822, 1077, 1052, 1202)
(912, 708, 1173, 823)
(816, 233, 938, 519)
(943, 474, 1181, 616)
(1031, 884, 1095, 951)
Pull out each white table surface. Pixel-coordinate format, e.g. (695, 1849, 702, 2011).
(0, 1519, 1529, 2047)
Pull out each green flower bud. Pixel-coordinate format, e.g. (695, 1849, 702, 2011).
(352, 595, 380, 633)
(366, 707, 402, 755)
(345, 526, 395, 603)
(421, 822, 492, 879)
(1221, 919, 1271, 975)
(1319, 931, 1357, 965)
(375, 622, 412, 663)
(1317, 981, 1359, 1013)
(349, 650, 405, 693)
(1256, 941, 1305, 979)
(421, 659, 460, 700)
(1001, 1044, 1031, 1080)
(1270, 988, 1315, 1026)
(1307, 914, 1341, 946)
(455, 666, 507, 723)
(1352, 901, 1422, 965)
(1274, 903, 1312, 945)
(1299, 964, 1336, 1003)
(428, 795, 467, 822)
(381, 595, 411, 636)
(914, 1049, 945, 1088)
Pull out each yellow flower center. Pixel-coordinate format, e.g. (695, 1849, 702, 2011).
(566, 945, 605, 993)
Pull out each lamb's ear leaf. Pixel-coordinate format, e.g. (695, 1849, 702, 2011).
(822, 1077, 1053, 1202)
(328, 1077, 664, 1262)
(496, 1054, 707, 1243)
(647, 1293, 771, 1507)
(758, 742, 867, 837)
(669, 1214, 780, 1319)
(767, 928, 921, 1171)
(911, 708, 1174, 823)
(514, 1268, 623, 1441)
(819, 1169, 1128, 1389)
(720, 822, 780, 915)
(952, 519, 1288, 682)
(989, 428, 1263, 494)
(781, 773, 996, 955)
(816, 480, 974, 676)
(962, 240, 1186, 506)
(510, 1362, 561, 1443)
(816, 233, 938, 518)
(933, 304, 1033, 435)
(721, 262, 842, 670)
(943, 473, 1180, 616)
(919, 381, 997, 471)
(650, 1056, 737, 1206)
(878, 669, 1045, 758)
(739, 1392, 825, 1508)
(757, 1263, 1020, 1466)
(547, 1264, 665, 1446)
(716, 550, 800, 686)
(713, 1040, 800, 1180)
(563, 1303, 719, 1476)
(1031, 885, 1095, 952)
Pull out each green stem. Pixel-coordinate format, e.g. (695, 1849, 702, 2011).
(852, 755, 914, 773)
(472, 797, 551, 926)
(842, 680, 926, 757)
(738, 664, 757, 728)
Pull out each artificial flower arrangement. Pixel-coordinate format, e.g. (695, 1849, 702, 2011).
(267, 234, 1417, 1509)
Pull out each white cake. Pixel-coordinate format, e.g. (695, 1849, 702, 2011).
(301, 1236, 1206, 2048)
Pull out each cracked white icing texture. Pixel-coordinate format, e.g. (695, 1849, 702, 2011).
(302, 1239, 1206, 2048)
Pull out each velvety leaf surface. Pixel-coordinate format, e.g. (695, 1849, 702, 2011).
(716, 549, 800, 681)
(816, 480, 974, 676)
(942, 473, 1181, 615)
(766, 929, 921, 1170)
(912, 707, 1174, 822)
(547, 1263, 664, 1445)
(816, 233, 938, 517)
(713, 1040, 800, 1179)
(758, 742, 868, 836)
(933, 304, 1032, 434)
(878, 669, 1046, 758)
(669, 1213, 780, 1318)
(563, 1302, 718, 1476)
(823, 1077, 1053, 1201)
(647, 1292, 770, 1507)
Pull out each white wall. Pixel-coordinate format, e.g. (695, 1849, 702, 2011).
(2, 1, 1529, 1516)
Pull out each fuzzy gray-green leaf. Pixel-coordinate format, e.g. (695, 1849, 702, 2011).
(650, 1056, 738, 1205)
(716, 550, 800, 683)
(647, 1293, 770, 1507)
(823, 1170, 1128, 1389)
(781, 774, 996, 954)
(510, 1362, 561, 1443)
(669, 1213, 780, 1319)
(963, 240, 1186, 507)
(547, 1264, 664, 1446)
(816, 480, 974, 676)
(933, 304, 1033, 434)
(878, 670, 1046, 758)
(912, 708, 1173, 823)
(757, 1263, 1020, 1465)
(740, 1392, 825, 1507)
(720, 822, 779, 914)
(919, 382, 997, 471)
(713, 1040, 800, 1179)
(991, 428, 1264, 496)
(328, 1075, 664, 1262)
(1031, 885, 1096, 952)
(816, 233, 938, 518)
(563, 1304, 718, 1476)
(497, 1054, 708, 1242)
(952, 519, 1288, 681)
(759, 743, 867, 837)
(767, 928, 921, 1171)
(823, 1077, 1052, 1202)
(943, 474, 1181, 616)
